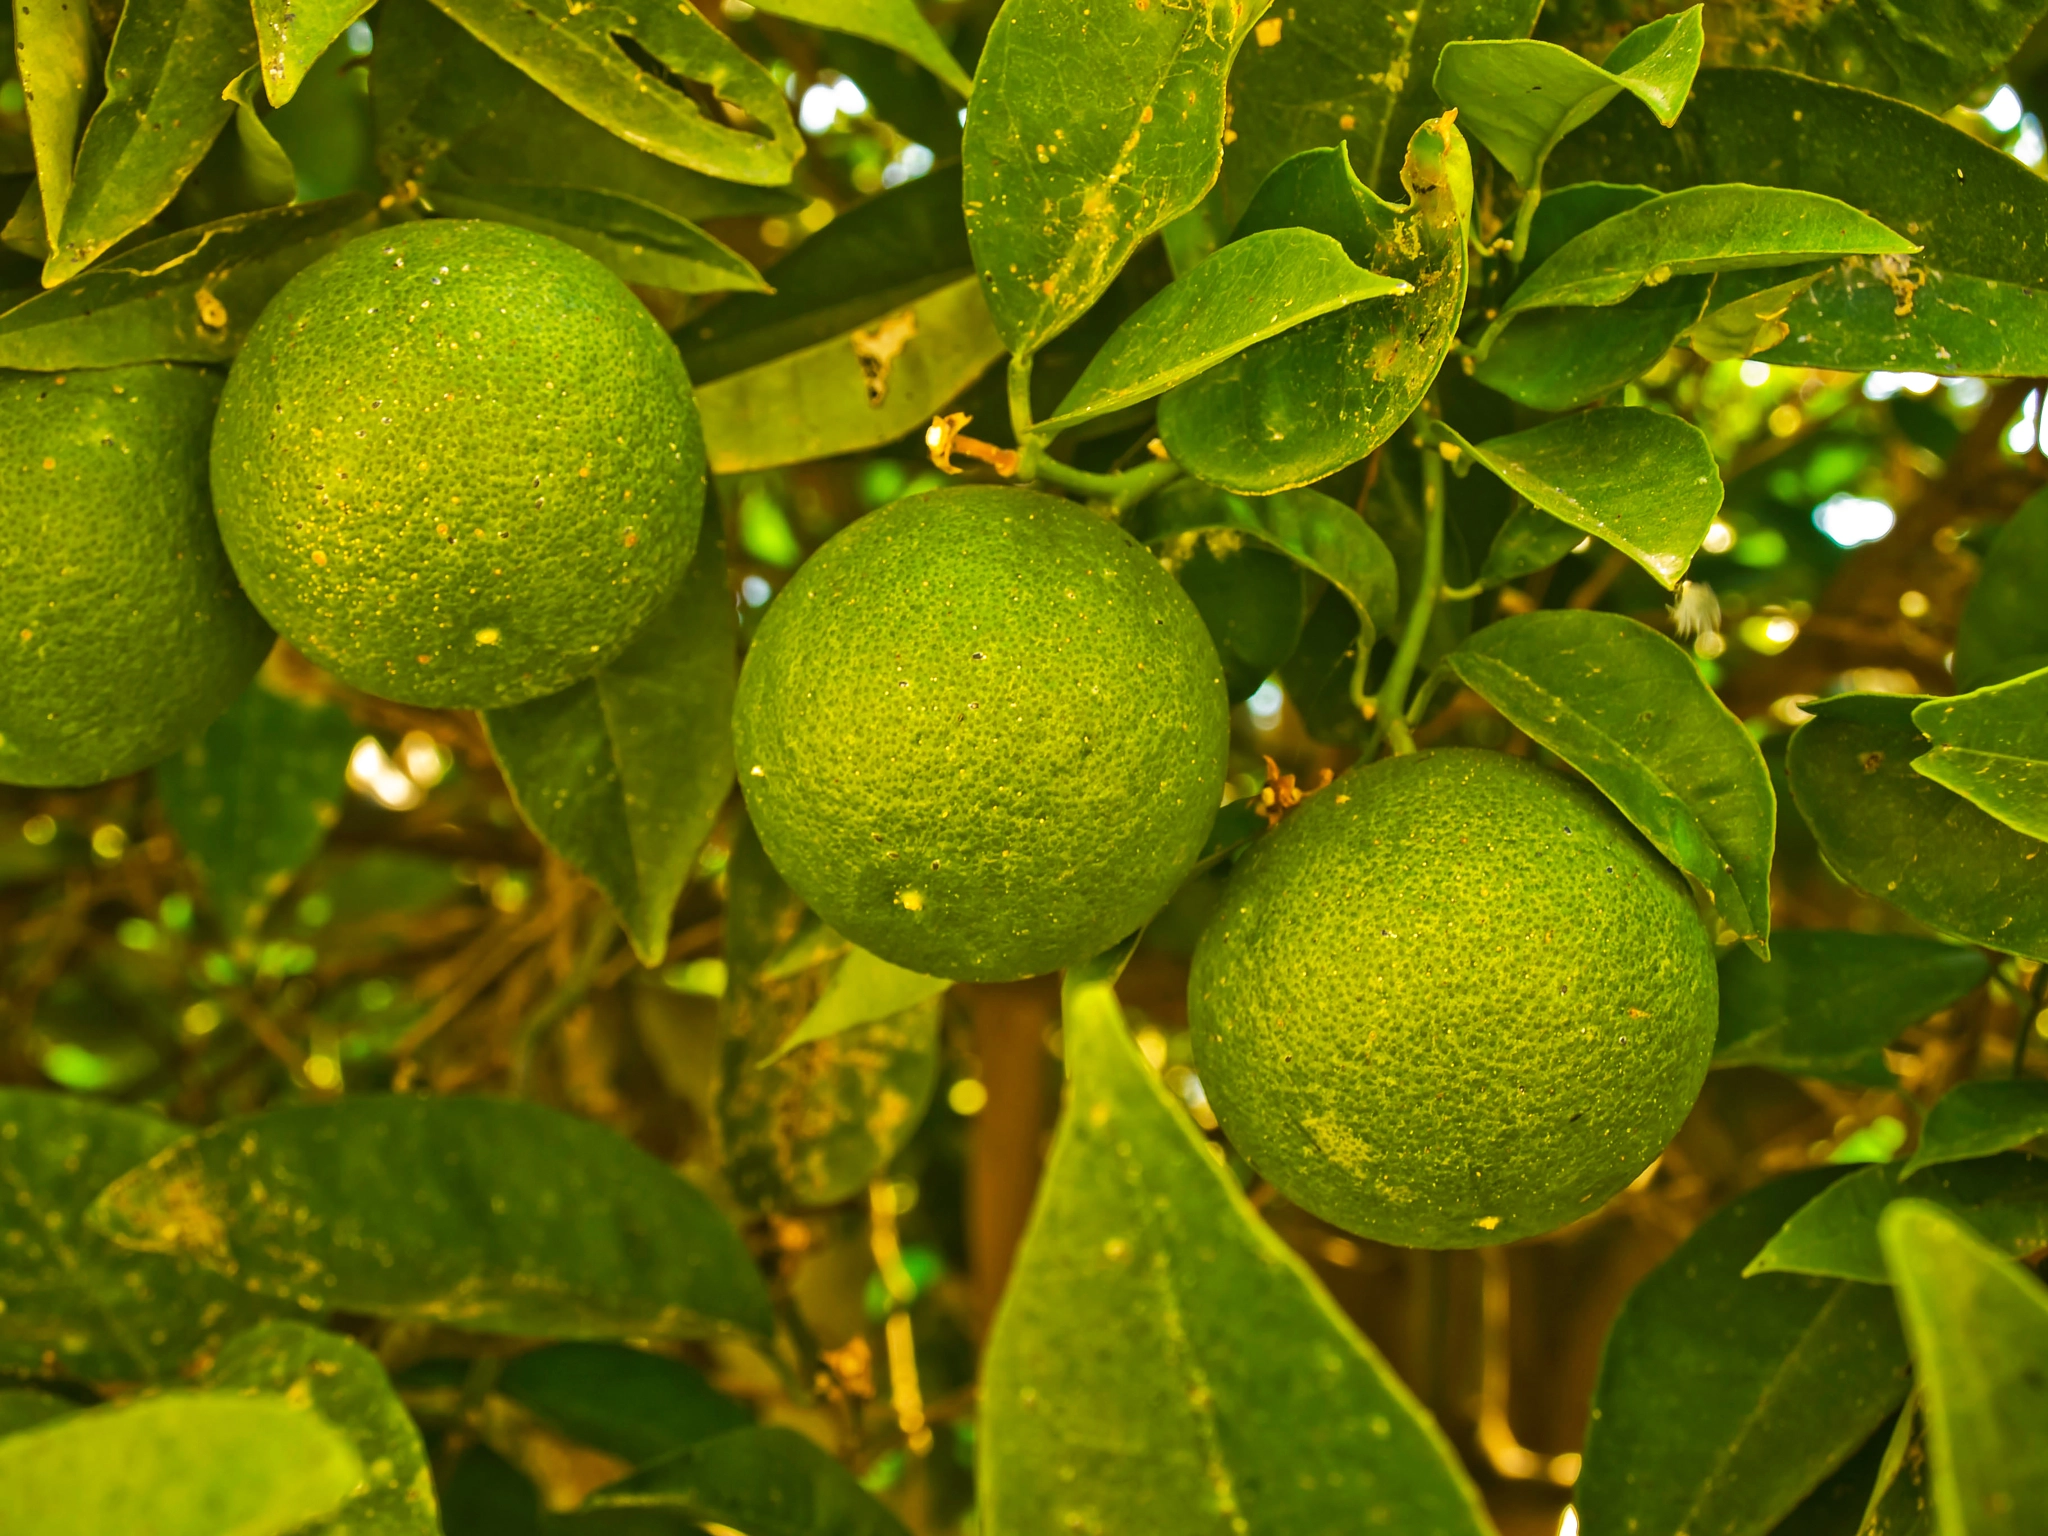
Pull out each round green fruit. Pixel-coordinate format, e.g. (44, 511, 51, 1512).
(1190, 748, 1717, 1247)
(210, 219, 704, 710)
(734, 486, 1230, 982)
(1, 365, 273, 787)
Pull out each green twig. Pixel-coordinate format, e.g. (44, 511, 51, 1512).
(2014, 964, 2047, 1078)
(510, 916, 615, 1094)
(1509, 182, 1542, 267)
(1007, 352, 1037, 445)
(1370, 441, 1447, 756)
(1021, 447, 1183, 511)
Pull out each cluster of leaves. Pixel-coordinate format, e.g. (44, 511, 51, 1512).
(4, 0, 2048, 1533)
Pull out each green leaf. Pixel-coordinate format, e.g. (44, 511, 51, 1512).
(252, 0, 373, 105)
(220, 68, 298, 209)
(0, 1388, 77, 1436)
(1157, 122, 1470, 494)
(485, 505, 733, 967)
(1479, 185, 1915, 354)
(11, 0, 98, 237)
(443, 1445, 543, 1536)
(1765, 1410, 1902, 1536)
(423, 0, 800, 186)
(1214, 0, 1539, 217)
(87, 1095, 775, 1340)
(1436, 407, 1720, 587)
(0, 1392, 362, 1536)
(1766, 260, 2048, 378)
(46, 0, 258, 286)
(1470, 502, 1584, 589)
(1714, 932, 1989, 1082)
(498, 1342, 750, 1464)
(1169, 537, 1307, 703)
(420, 181, 767, 295)
(570, 1425, 909, 1536)
(1443, 610, 1775, 950)
(695, 273, 1005, 474)
(762, 945, 951, 1064)
(1880, 1200, 2048, 1535)
(1785, 697, 2048, 962)
(1434, 5, 1702, 186)
(747, 0, 971, 98)
(1855, 1400, 1932, 1536)
(155, 683, 357, 938)
(960, 0, 1262, 356)
(1909, 668, 2048, 842)
(1577, 1168, 1911, 1536)
(1683, 264, 1831, 363)
(1955, 490, 2048, 692)
(1903, 1080, 2048, 1178)
(1748, 1156, 2048, 1285)
(0, 195, 379, 369)
(1038, 227, 1408, 434)
(209, 1321, 438, 1536)
(0, 1089, 287, 1381)
(718, 823, 942, 1211)
(979, 972, 1494, 1536)
(1709, 0, 2048, 113)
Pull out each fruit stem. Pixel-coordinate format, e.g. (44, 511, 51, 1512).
(1007, 352, 1037, 444)
(1372, 439, 1446, 756)
(1021, 449, 1183, 510)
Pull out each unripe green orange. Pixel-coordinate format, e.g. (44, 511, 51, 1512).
(734, 487, 1230, 982)
(1, 365, 272, 787)
(1191, 748, 1717, 1247)
(210, 220, 703, 709)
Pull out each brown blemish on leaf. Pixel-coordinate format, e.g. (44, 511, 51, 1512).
(851, 308, 919, 406)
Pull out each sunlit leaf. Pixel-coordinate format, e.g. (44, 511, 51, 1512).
(1768, 260, 2048, 377)
(568, 1425, 910, 1536)
(252, 0, 373, 105)
(1909, 667, 2048, 841)
(1903, 1080, 2048, 1178)
(10, 0, 98, 236)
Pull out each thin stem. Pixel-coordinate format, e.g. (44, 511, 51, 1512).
(1021, 448, 1183, 510)
(1007, 353, 1037, 445)
(1371, 442, 1447, 756)
(1509, 182, 1542, 266)
(2014, 963, 2047, 1078)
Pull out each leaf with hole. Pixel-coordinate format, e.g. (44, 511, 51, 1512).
(1904, 1080, 2048, 1178)
(87, 1095, 774, 1340)
(978, 971, 1494, 1536)
(1909, 667, 2048, 843)
(1444, 609, 1775, 951)
(486, 504, 731, 968)
(1037, 227, 1408, 434)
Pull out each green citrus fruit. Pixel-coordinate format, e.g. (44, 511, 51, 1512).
(734, 486, 1230, 982)
(1190, 748, 1717, 1247)
(1, 366, 273, 787)
(210, 219, 703, 709)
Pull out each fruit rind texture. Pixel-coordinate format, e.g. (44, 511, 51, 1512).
(2, 365, 273, 787)
(1190, 748, 1718, 1248)
(734, 486, 1231, 982)
(210, 219, 704, 711)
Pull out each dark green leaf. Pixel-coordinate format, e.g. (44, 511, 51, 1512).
(498, 1342, 750, 1464)
(1444, 609, 1775, 949)
(1767, 260, 2048, 377)
(679, 165, 969, 384)
(1434, 5, 1702, 186)
(1170, 538, 1306, 702)
(747, 0, 970, 98)
(486, 505, 733, 967)
(0, 1089, 287, 1381)
(210, 1320, 438, 1536)
(695, 274, 1004, 473)
(0, 1389, 77, 1436)
(1438, 407, 1721, 587)
(762, 946, 950, 1064)
(1471, 502, 1583, 589)
(1480, 186, 1914, 352)
(1879, 1200, 2048, 1536)
(1748, 1156, 2048, 1285)
(1214, 0, 1539, 216)
(1713, 931, 1988, 1080)
(1910, 667, 2048, 841)
(1785, 698, 2048, 962)
(1855, 1399, 1931, 1536)
(0, 1391, 362, 1536)
(442, 1446, 543, 1536)
(1039, 227, 1408, 434)
(718, 823, 942, 1211)
(87, 1095, 775, 1340)
(960, 0, 1259, 356)
(980, 973, 1494, 1536)
(571, 1425, 909, 1536)
(423, 0, 799, 184)
(252, 0, 373, 105)
(220, 68, 299, 209)
(1577, 1168, 1910, 1536)
(420, 181, 767, 295)
(156, 684, 357, 938)
(47, 0, 257, 285)
(11, 0, 97, 237)
(1903, 1080, 2048, 1178)
(1764, 1412, 1898, 1536)
(1709, 0, 2048, 113)
(1158, 122, 1470, 493)
(1955, 489, 2048, 692)
(0, 195, 378, 370)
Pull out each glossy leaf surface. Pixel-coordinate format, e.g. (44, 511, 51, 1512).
(1910, 668, 2048, 842)
(252, 0, 372, 105)
(1444, 610, 1775, 950)
(1039, 227, 1408, 434)
(1903, 1080, 2048, 1178)
(979, 973, 1493, 1536)
(486, 506, 733, 967)
(11, 0, 97, 236)
(1768, 260, 2048, 377)
(571, 1425, 909, 1536)
(88, 1096, 775, 1339)
(1577, 1169, 1910, 1536)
